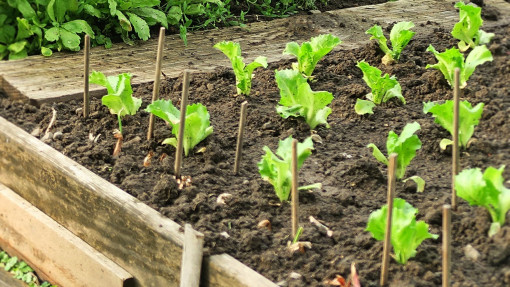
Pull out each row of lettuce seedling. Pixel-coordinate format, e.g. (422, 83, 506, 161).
(88, 1, 508, 270)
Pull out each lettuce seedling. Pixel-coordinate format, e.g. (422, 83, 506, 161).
(426, 45, 493, 89)
(283, 34, 341, 77)
(423, 100, 484, 149)
(367, 122, 424, 190)
(258, 136, 321, 201)
(355, 61, 404, 115)
(89, 71, 142, 134)
(275, 69, 333, 129)
(455, 166, 510, 237)
(452, 1, 495, 52)
(366, 198, 438, 264)
(366, 21, 415, 65)
(214, 41, 267, 96)
(145, 99, 213, 156)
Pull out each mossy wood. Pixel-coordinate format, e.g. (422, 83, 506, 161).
(0, 116, 276, 287)
(0, 0, 492, 105)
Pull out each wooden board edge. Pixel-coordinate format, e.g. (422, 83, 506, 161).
(203, 254, 278, 287)
(0, 183, 135, 287)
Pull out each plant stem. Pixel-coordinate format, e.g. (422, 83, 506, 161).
(117, 114, 122, 134)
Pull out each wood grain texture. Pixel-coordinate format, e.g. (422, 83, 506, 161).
(0, 183, 134, 287)
(0, 116, 277, 287)
(0, 268, 28, 287)
(2, 0, 503, 105)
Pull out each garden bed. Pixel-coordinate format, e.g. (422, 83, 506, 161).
(1, 1, 510, 287)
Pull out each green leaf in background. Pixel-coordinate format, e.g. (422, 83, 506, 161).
(367, 122, 422, 179)
(354, 98, 376, 115)
(275, 69, 333, 129)
(455, 166, 510, 236)
(366, 198, 438, 264)
(357, 61, 404, 108)
(423, 100, 484, 148)
(426, 44, 493, 89)
(283, 34, 341, 77)
(127, 12, 150, 40)
(258, 136, 319, 201)
(214, 41, 268, 95)
(452, 1, 494, 52)
(146, 100, 213, 156)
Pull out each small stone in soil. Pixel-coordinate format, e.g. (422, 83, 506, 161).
(30, 127, 41, 137)
(464, 244, 481, 261)
(41, 132, 53, 143)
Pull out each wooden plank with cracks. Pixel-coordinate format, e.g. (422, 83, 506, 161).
(0, 0, 495, 105)
(0, 116, 276, 287)
(0, 183, 134, 287)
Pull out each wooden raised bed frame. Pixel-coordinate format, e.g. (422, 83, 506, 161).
(0, 116, 276, 287)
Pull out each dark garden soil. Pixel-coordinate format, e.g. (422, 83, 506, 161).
(1, 10, 510, 287)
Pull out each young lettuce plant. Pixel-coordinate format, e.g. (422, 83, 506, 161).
(366, 21, 415, 65)
(283, 34, 341, 77)
(355, 61, 405, 115)
(258, 136, 321, 201)
(452, 1, 495, 52)
(366, 198, 438, 264)
(90, 71, 142, 156)
(214, 41, 267, 96)
(455, 166, 510, 237)
(423, 100, 484, 149)
(426, 45, 493, 89)
(145, 99, 213, 156)
(367, 122, 424, 192)
(275, 69, 333, 129)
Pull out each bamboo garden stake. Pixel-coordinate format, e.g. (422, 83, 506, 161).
(83, 34, 90, 118)
(442, 204, 452, 287)
(452, 68, 460, 210)
(234, 101, 248, 174)
(381, 153, 397, 286)
(147, 27, 166, 140)
(291, 139, 299, 238)
(174, 71, 190, 180)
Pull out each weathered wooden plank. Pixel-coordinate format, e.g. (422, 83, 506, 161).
(0, 0, 483, 105)
(0, 183, 134, 287)
(203, 254, 277, 287)
(0, 268, 28, 287)
(0, 116, 277, 287)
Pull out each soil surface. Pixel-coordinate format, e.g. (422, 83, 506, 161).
(1, 5, 510, 287)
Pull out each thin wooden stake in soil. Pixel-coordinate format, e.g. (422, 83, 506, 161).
(174, 71, 190, 180)
(291, 139, 299, 238)
(233, 101, 248, 175)
(83, 34, 90, 118)
(381, 153, 397, 286)
(147, 27, 166, 140)
(180, 224, 204, 287)
(452, 68, 460, 211)
(442, 204, 452, 287)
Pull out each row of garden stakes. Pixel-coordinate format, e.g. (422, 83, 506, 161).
(82, 30, 463, 287)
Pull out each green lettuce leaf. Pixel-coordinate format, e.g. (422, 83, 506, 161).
(275, 69, 333, 129)
(423, 100, 484, 148)
(366, 198, 438, 264)
(366, 21, 415, 64)
(367, 122, 422, 179)
(455, 166, 510, 236)
(146, 100, 213, 156)
(283, 34, 341, 77)
(90, 71, 142, 133)
(426, 45, 493, 89)
(258, 136, 319, 201)
(452, 1, 494, 52)
(356, 61, 404, 110)
(214, 41, 267, 95)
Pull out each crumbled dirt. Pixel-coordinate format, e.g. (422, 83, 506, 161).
(1, 11, 509, 287)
